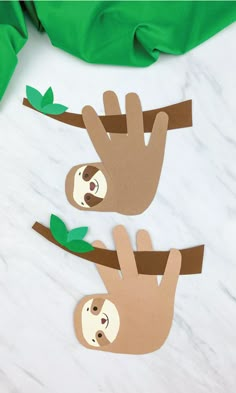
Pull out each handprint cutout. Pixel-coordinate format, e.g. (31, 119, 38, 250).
(74, 225, 182, 354)
(66, 92, 169, 215)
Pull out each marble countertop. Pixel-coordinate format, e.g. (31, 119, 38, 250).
(0, 20, 236, 393)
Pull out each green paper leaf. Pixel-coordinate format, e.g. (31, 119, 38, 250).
(66, 240, 94, 253)
(67, 227, 88, 242)
(41, 87, 54, 107)
(26, 85, 43, 111)
(50, 215, 68, 245)
(42, 103, 68, 115)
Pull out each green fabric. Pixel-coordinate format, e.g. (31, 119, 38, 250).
(0, 1, 236, 101)
(0, 1, 28, 100)
(33, 1, 236, 65)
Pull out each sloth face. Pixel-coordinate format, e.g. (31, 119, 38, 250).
(81, 298, 120, 347)
(73, 165, 108, 208)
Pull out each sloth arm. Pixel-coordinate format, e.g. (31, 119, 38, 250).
(113, 225, 139, 280)
(93, 240, 121, 294)
(103, 90, 121, 143)
(82, 92, 155, 165)
(147, 111, 169, 157)
(92, 225, 140, 291)
(93, 226, 161, 291)
(125, 93, 145, 146)
(82, 105, 111, 163)
(159, 249, 182, 300)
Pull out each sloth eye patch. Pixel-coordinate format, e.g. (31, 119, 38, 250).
(96, 330, 110, 346)
(82, 165, 99, 181)
(84, 193, 103, 207)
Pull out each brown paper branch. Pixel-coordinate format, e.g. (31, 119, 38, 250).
(23, 98, 192, 133)
(33, 222, 204, 275)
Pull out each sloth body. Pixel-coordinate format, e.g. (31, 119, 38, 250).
(74, 226, 182, 355)
(66, 92, 169, 215)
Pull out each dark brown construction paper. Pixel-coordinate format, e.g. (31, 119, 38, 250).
(23, 97, 192, 133)
(32, 222, 204, 275)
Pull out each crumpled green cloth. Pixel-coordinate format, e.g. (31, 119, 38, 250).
(0, 1, 235, 101)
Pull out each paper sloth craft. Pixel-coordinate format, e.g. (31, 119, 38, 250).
(23, 88, 192, 215)
(23, 89, 198, 354)
(74, 225, 182, 355)
(32, 217, 204, 354)
(65, 92, 191, 215)
(32, 216, 204, 354)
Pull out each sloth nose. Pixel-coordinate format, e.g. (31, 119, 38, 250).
(101, 318, 106, 325)
(90, 182, 95, 191)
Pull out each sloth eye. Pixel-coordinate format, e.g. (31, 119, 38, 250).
(98, 333, 102, 338)
(86, 195, 91, 201)
(93, 306, 98, 311)
(85, 173, 89, 178)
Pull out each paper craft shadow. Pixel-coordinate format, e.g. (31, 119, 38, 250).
(66, 91, 169, 215)
(74, 225, 182, 355)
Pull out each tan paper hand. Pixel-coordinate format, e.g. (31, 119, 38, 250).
(74, 225, 182, 354)
(66, 92, 169, 215)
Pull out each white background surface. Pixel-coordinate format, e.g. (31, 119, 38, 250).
(0, 19, 236, 393)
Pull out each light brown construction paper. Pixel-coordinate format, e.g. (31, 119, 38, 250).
(66, 91, 190, 214)
(74, 225, 183, 354)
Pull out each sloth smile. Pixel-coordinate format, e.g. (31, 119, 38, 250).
(101, 313, 109, 328)
(93, 178, 99, 194)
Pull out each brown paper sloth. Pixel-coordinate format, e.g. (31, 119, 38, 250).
(74, 225, 182, 355)
(66, 91, 169, 215)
